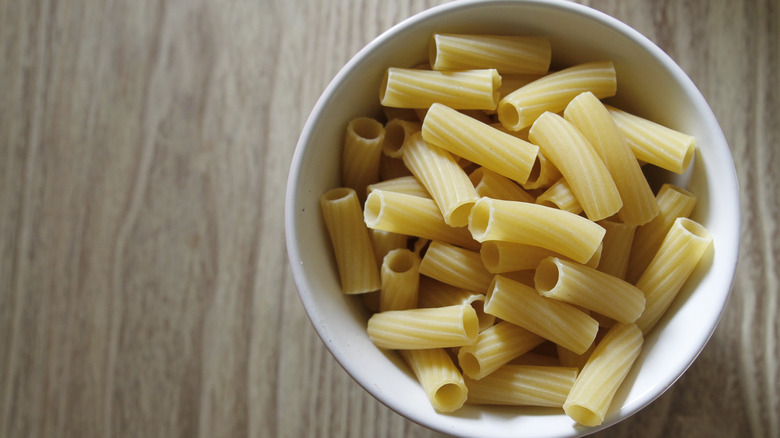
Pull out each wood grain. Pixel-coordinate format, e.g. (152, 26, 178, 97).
(0, 0, 777, 437)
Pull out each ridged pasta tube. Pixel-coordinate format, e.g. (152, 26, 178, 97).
(380, 68, 501, 110)
(367, 303, 479, 349)
(400, 349, 468, 413)
(429, 34, 551, 74)
(465, 365, 578, 407)
(457, 321, 545, 379)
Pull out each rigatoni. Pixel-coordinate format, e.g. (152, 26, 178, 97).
(564, 92, 659, 225)
(416, 277, 495, 331)
(367, 303, 479, 349)
(534, 257, 646, 324)
(380, 67, 501, 110)
(382, 118, 421, 158)
(379, 248, 421, 311)
(484, 275, 599, 354)
(367, 175, 431, 198)
(320, 188, 381, 294)
(458, 321, 545, 379)
(419, 241, 493, 293)
(422, 103, 539, 185)
(400, 349, 468, 413)
(466, 365, 578, 407)
(596, 220, 637, 280)
(469, 167, 535, 202)
(535, 178, 583, 214)
(607, 105, 696, 174)
(469, 197, 605, 265)
(563, 323, 644, 427)
(529, 111, 622, 221)
(634, 217, 712, 334)
(364, 189, 479, 250)
(626, 184, 698, 283)
(402, 132, 479, 227)
(498, 61, 617, 131)
(341, 117, 385, 200)
(429, 34, 551, 74)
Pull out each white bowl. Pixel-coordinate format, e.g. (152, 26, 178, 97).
(285, 1, 741, 437)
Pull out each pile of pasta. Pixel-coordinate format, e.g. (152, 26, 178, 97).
(319, 34, 712, 427)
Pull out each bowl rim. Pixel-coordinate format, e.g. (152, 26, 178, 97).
(285, 0, 741, 436)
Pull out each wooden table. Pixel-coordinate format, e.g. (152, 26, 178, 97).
(0, 0, 777, 437)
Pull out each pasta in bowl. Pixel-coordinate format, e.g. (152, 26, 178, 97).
(285, 1, 740, 437)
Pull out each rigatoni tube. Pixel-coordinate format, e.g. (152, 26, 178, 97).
(469, 197, 605, 265)
(341, 117, 385, 201)
(419, 241, 493, 293)
(429, 34, 551, 75)
(379, 248, 421, 312)
(320, 188, 381, 294)
(380, 67, 501, 110)
(529, 111, 622, 221)
(634, 217, 712, 334)
(400, 349, 468, 413)
(465, 365, 578, 407)
(484, 275, 599, 355)
(367, 303, 479, 350)
(534, 257, 646, 324)
(457, 321, 545, 380)
(402, 132, 479, 227)
(422, 103, 539, 185)
(563, 323, 644, 426)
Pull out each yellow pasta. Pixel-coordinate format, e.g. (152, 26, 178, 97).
(529, 111, 622, 221)
(564, 92, 659, 225)
(402, 132, 479, 227)
(429, 34, 551, 74)
(607, 105, 696, 174)
(320, 187, 381, 294)
(466, 365, 578, 407)
(417, 277, 495, 331)
(379, 248, 421, 311)
(341, 117, 386, 200)
(370, 229, 409, 265)
(422, 103, 539, 185)
(400, 348, 468, 413)
(498, 61, 617, 131)
(484, 275, 599, 354)
(535, 178, 583, 214)
(563, 323, 643, 427)
(469, 167, 535, 202)
(534, 257, 646, 324)
(419, 241, 493, 293)
(469, 197, 605, 265)
(634, 217, 712, 333)
(625, 183, 698, 283)
(382, 118, 422, 158)
(457, 321, 545, 379)
(367, 175, 431, 198)
(596, 220, 637, 280)
(521, 150, 562, 190)
(364, 189, 479, 250)
(380, 67, 501, 110)
(367, 303, 479, 350)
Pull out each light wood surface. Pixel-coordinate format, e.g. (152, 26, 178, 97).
(0, 0, 777, 437)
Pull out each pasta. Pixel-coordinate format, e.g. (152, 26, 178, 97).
(465, 365, 578, 407)
(320, 187, 381, 294)
(498, 61, 617, 131)
(367, 175, 431, 198)
(563, 323, 643, 427)
(370, 229, 409, 265)
(534, 257, 646, 324)
(429, 34, 551, 74)
(457, 321, 545, 379)
(634, 217, 712, 333)
(400, 348, 468, 413)
(382, 118, 422, 158)
(625, 184, 698, 283)
(595, 220, 637, 280)
(341, 117, 385, 200)
(469, 197, 605, 265)
(468, 167, 535, 203)
(422, 102, 539, 185)
(529, 111, 622, 221)
(484, 275, 599, 355)
(402, 132, 479, 227)
(419, 241, 493, 293)
(535, 178, 583, 214)
(564, 92, 659, 225)
(607, 105, 696, 174)
(367, 303, 479, 349)
(379, 248, 421, 311)
(364, 189, 479, 250)
(416, 276, 495, 331)
(380, 67, 501, 110)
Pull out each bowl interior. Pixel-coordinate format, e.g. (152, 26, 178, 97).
(285, 1, 740, 437)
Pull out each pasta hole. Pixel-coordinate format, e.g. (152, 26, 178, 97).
(457, 350, 481, 379)
(497, 101, 520, 130)
(383, 121, 407, 157)
(534, 257, 560, 294)
(468, 198, 492, 240)
(480, 242, 500, 272)
(321, 187, 354, 202)
(564, 403, 602, 427)
(449, 201, 476, 228)
(433, 383, 467, 412)
(677, 217, 710, 239)
(364, 192, 383, 226)
(385, 249, 416, 273)
(379, 70, 390, 103)
(462, 305, 479, 341)
(349, 117, 384, 140)
(526, 156, 542, 185)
